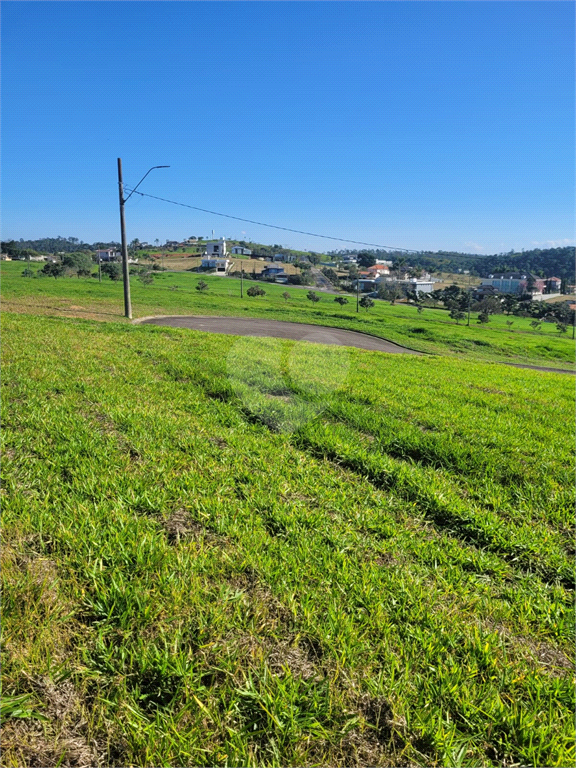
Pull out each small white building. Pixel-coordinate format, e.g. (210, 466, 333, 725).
(205, 238, 227, 257)
(231, 246, 252, 255)
(201, 257, 231, 273)
(399, 278, 434, 294)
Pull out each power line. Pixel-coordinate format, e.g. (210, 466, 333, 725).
(122, 186, 420, 253)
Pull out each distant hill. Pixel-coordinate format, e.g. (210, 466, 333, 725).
(3, 237, 574, 283)
(329, 246, 575, 281)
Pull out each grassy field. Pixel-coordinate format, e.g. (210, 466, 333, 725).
(1, 262, 574, 369)
(1, 306, 574, 767)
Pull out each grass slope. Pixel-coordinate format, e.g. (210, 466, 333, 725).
(2, 312, 574, 767)
(2, 262, 574, 369)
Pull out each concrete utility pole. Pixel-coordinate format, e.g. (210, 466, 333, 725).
(117, 159, 169, 320)
(117, 158, 132, 319)
(241, 262, 244, 298)
(356, 277, 360, 313)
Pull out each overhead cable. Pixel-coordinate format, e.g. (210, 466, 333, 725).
(123, 186, 420, 253)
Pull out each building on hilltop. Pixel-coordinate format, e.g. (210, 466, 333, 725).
(205, 238, 227, 258)
(231, 246, 252, 255)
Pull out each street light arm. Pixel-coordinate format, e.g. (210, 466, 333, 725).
(123, 165, 170, 203)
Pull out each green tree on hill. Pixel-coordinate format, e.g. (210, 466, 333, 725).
(247, 286, 266, 297)
(40, 262, 66, 279)
(307, 291, 320, 303)
(196, 280, 209, 292)
(63, 252, 93, 277)
(101, 262, 122, 281)
(357, 252, 376, 268)
(334, 296, 349, 306)
(359, 296, 374, 312)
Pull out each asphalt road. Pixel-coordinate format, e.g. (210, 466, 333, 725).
(138, 316, 422, 354)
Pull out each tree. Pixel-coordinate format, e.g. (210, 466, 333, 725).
(530, 320, 542, 332)
(357, 252, 376, 268)
(41, 261, 65, 279)
(282, 291, 291, 302)
(101, 262, 122, 281)
(377, 283, 401, 304)
(502, 294, 519, 315)
(307, 290, 321, 303)
(477, 311, 490, 324)
(247, 286, 266, 297)
(392, 257, 407, 277)
(321, 267, 339, 285)
(196, 280, 209, 292)
(450, 307, 466, 324)
(138, 270, 154, 285)
(63, 252, 93, 277)
(359, 296, 374, 312)
(556, 322, 568, 334)
(334, 296, 349, 306)
(21, 268, 35, 277)
(505, 320, 514, 331)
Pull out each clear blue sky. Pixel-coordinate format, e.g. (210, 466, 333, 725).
(2, 1, 574, 254)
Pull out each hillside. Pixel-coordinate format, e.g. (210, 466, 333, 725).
(2, 311, 574, 767)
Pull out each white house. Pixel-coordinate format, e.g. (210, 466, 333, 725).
(205, 238, 227, 257)
(96, 249, 119, 262)
(231, 246, 252, 255)
(201, 257, 231, 273)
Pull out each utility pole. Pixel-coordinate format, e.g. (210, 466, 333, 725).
(98, 251, 102, 283)
(240, 262, 244, 298)
(117, 158, 131, 319)
(356, 277, 360, 313)
(116, 160, 169, 320)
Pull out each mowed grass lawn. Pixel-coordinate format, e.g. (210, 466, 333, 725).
(1, 311, 574, 767)
(1, 261, 574, 369)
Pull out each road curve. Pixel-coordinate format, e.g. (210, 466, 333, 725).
(136, 315, 422, 354)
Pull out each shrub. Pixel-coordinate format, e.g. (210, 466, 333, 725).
(196, 280, 209, 292)
(282, 292, 291, 302)
(334, 296, 349, 306)
(101, 262, 122, 281)
(359, 296, 374, 312)
(307, 291, 320, 303)
(247, 286, 266, 297)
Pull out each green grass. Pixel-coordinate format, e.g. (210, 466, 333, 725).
(2, 311, 574, 767)
(2, 262, 574, 369)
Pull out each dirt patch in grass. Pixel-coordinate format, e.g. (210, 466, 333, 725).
(469, 384, 508, 395)
(208, 436, 228, 449)
(82, 410, 141, 462)
(1, 676, 104, 768)
(161, 508, 222, 545)
(487, 621, 572, 676)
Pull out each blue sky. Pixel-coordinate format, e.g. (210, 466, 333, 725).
(2, 1, 574, 254)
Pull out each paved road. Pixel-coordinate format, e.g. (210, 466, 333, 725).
(498, 362, 575, 375)
(138, 316, 422, 354)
